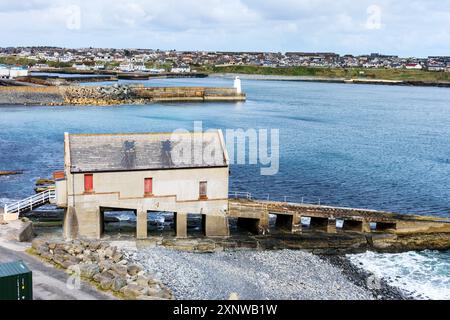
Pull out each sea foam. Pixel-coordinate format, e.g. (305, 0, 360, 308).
(347, 250, 450, 300)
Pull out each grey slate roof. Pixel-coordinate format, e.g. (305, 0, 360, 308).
(68, 131, 228, 173)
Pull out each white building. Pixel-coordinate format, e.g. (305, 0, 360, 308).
(0, 65, 29, 79)
(72, 64, 90, 71)
(171, 65, 191, 73)
(405, 63, 423, 70)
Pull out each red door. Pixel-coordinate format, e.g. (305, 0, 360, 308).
(144, 178, 153, 195)
(84, 174, 93, 193)
(199, 181, 207, 199)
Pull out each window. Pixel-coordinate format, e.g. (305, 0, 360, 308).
(199, 181, 207, 200)
(144, 178, 153, 196)
(84, 174, 93, 193)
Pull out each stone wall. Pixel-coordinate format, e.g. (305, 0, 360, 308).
(0, 85, 245, 106)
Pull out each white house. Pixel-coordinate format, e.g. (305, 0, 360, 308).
(72, 64, 90, 71)
(0, 64, 29, 79)
(405, 63, 423, 70)
(171, 65, 191, 73)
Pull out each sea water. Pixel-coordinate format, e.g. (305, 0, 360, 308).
(1, 77, 449, 298)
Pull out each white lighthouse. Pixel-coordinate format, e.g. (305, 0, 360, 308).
(233, 76, 242, 94)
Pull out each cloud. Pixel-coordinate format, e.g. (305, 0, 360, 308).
(0, 0, 449, 56)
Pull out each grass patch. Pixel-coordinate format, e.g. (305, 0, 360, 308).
(203, 65, 450, 82)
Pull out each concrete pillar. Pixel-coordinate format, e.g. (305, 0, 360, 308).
(259, 208, 270, 234)
(205, 214, 229, 237)
(362, 220, 372, 233)
(292, 214, 302, 234)
(136, 210, 148, 239)
(73, 207, 101, 239)
(175, 212, 188, 238)
(327, 218, 337, 233)
(63, 207, 78, 240)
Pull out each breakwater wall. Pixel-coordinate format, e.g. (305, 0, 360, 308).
(0, 85, 246, 106)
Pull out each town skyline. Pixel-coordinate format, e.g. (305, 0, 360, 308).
(1, 46, 448, 59)
(1, 1, 449, 57)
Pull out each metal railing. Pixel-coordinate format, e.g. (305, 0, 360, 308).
(4, 189, 56, 215)
(228, 191, 253, 200)
(229, 190, 323, 205)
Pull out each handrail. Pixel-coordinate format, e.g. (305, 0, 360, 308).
(228, 191, 252, 200)
(228, 190, 323, 205)
(4, 189, 56, 215)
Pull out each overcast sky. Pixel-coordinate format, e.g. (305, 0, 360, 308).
(0, 0, 449, 57)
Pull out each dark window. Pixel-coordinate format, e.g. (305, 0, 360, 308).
(199, 181, 207, 200)
(84, 174, 93, 193)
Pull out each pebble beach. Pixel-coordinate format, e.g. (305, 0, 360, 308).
(128, 247, 377, 300)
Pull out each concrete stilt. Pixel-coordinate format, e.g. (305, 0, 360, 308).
(362, 221, 372, 233)
(136, 210, 148, 239)
(175, 212, 188, 238)
(63, 207, 78, 240)
(292, 214, 302, 234)
(205, 214, 229, 237)
(327, 218, 337, 233)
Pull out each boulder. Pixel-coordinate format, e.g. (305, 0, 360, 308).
(127, 264, 143, 276)
(40, 251, 53, 261)
(99, 260, 113, 272)
(104, 246, 116, 258)
(120, 284, 147, 300)
(112, 252, 123, 263)
(73, 243, 84, 255)
(16, 221, 34, 242)
(100, 278, 114, 290)
(88, 241, 102, 251)
(136, 275, 150, 287)
(52, 254, 66, 267)
(111, 264, 128, 277)
(79, 263, 100, 279)
(111, 276, 127, 292)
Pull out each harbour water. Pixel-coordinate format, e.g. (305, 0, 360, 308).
(0, 77, 449, 299)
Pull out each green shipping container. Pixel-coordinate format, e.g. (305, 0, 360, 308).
(0, 260, 33, 300)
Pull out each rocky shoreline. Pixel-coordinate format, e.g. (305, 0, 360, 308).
(0, 84, 245, 106)
(30, 239, 174, 300)
(25, 235, 411, 300)
(320, 255, 412, 300)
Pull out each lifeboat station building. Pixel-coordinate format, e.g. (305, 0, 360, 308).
(56, 131, 230, 240)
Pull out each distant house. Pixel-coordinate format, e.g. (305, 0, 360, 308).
(118, 63, 134, 72)
(0, 64, 29, 79)
(428, 63, 446, 72)
(72, 63, 90, 71)
(405, 63, 422, 70)
(56, 131, 230, 240)
(171, 65, 191, 73)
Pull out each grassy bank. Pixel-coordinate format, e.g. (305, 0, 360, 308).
(203, 65, 450, 82)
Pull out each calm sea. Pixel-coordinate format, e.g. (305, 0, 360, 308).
(0, 77, 449, 299)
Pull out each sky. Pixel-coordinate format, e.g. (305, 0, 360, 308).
(0, 0, 449, 57)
